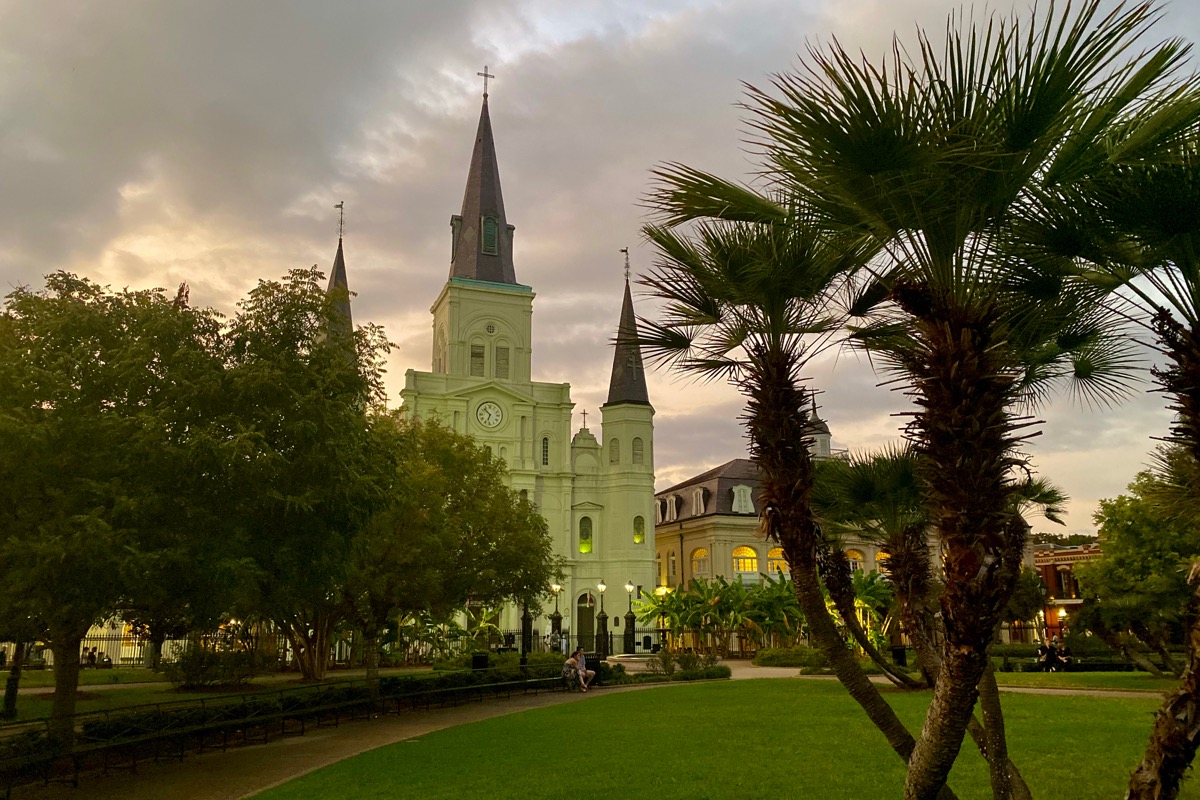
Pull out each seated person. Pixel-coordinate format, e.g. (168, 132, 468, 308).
(570, 647, 596, 691)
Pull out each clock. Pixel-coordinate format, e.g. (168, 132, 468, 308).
(476, 401, 504, 428)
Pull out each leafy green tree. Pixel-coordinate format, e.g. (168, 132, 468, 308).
(0, 274, 229, 740)
(345, 414, 556, 681)
(1003, 570, 1047, 631)
(223, 266, 389, 681)
(1077, 461, 1199, 677)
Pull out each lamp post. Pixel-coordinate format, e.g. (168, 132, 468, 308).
(596, 579, 609, 658)
(655, 584, 670, 651)
(624, 580, 636, 655)
(549, 583, 563, 638)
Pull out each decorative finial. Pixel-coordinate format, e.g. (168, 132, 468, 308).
(334, 201, 344, 239)
(477, 65, 494, 98)
(581, 409, 588, 428)
(619, 247, 630, 281)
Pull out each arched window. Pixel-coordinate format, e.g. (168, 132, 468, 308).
(632, 437, 644, 464)
(875, 550, 890, 575)
(768, 547, 788, 575)
(633, 516, 645, 544)
(541, 437, 549, 466)
(609, 438, 620, 464)
(519, 489, 528, 502)
(731, 484, 755, 514)
(845, 549, 865, 573)
(733, 546, 758, 573)
(692, 488, 706, 515)
(657, 552, 663, 584)
(668, 551, 677, 581)
(579, 517, 593, 554)
(494, 345, 510, 379)
(691, 547, 710, 577)
(666, 495, 679, 522)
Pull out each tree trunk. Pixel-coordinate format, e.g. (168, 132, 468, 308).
(146, 631, 166, 671)
(2, 640, 27, 720)
(819, 542, 924, 689)
(743, 349, 956, 800)
(1126, 561, 1200, 800)
(49, 636, 86, 747)
(895, 298, 1025, 800)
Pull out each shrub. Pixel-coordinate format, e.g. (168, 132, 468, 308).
(754, 646, 828, 668)
(163, 646, 272, 688)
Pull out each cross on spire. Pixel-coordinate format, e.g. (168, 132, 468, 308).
(619, 247, 630, 281)
(334, 201, 344, 239)
(477, 65, 494, 98)
(581, 409, 588, 428)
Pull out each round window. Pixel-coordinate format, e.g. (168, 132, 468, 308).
(486, 324, 496, 335)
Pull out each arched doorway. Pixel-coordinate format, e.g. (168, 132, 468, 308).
(576, 592, 595, 651)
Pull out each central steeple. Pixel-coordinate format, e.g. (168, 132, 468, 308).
(449, 95, 517, 284)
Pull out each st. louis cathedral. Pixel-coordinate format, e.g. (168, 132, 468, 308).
(335, 89, 658, 648)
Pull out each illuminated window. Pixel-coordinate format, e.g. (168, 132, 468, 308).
(610, 438, 620, 464)
(541, 437, 549, 466)
(691, 547, 710, 577)
(733, 546, 758, 573)
(768, 547, 788, 575)
(846, 549, 865, 573)
(470, 344, 485, 377)
(633, 516, 645, 544)
(579, 517, 593, 554)
(495, 346, 510, 379)
(632, 437, 644, 464)
(481, 216, 499, 255)
(875, 550, 890, 574)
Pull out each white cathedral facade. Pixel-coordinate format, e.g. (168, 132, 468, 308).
(387, 93, 658, 649)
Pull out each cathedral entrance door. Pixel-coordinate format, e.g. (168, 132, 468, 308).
(576, 593, 595, 652)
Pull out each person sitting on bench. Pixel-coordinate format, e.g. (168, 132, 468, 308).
(570, 646, 595, 691)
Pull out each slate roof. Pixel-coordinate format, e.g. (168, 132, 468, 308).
(603, 280, 651, 407)
(656, 458, 764, 518)
(326, 237, 353, 332)
(450, 97, 517, 284)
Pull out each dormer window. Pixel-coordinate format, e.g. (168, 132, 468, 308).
(731, 485, 755, 514)
(655, 499, 663, 525)
(666, 495, 679, 522)
(692, 488, 706, 516)
(481, 216, 499, 255)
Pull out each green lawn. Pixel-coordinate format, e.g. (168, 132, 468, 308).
(993, 671, 1179, 693)
(14, 668, 169, 689)
(252, 679, 1193, 800)
(8, 686, 247, 722)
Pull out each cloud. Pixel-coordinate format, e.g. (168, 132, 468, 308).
(2, 0, 1197, 535)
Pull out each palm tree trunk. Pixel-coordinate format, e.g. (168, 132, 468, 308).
(894, 300, 1028, 800)
(744, 347, 957, 800)
(819, 542, 924, 689)
(1127, 561, 1200, 800)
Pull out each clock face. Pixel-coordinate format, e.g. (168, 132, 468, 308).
(476, 401, 504, 429)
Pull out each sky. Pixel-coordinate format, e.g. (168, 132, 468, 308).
(2, 0, 1197, 537)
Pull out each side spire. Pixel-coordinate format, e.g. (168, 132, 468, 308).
(605, 250, 650, 407)
(449, 82, 517, 284)
(327, 201, 352, 332)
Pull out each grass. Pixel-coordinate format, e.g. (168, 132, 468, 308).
(993, 671, 1179, 693)
(6, 686, 243, 722)
(252, 679, 1194, 800)
(13, 668, 169, 689)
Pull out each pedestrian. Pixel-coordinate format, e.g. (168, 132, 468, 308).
(1036, 640, 1049, 672)
(0, 647, 6, 669)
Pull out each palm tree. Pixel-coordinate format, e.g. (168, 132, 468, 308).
(640, 195, 944, 779)
(713, 4, 1189, 797)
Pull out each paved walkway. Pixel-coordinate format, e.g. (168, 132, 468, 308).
(7, 664, 1166, 800)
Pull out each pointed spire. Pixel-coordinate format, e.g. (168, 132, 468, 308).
(327, 236, 353, 332)
(605, 276, 650, 407)
(449, 96, 517, 284)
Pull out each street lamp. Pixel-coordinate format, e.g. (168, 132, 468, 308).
(655, 584, 671, 651)
(549, 582, 563, 635)
(596, 579, 609, 658)
(623, 580, 636, 655)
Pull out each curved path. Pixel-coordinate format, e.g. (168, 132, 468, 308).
(7, 664, 1165, 800)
